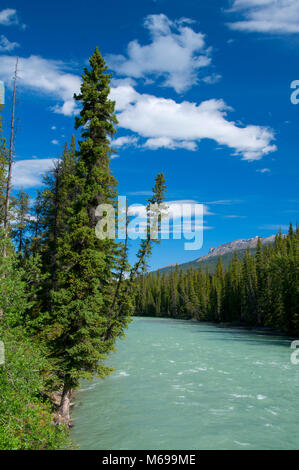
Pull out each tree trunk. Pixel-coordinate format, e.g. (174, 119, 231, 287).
(58, 383, 72, 420)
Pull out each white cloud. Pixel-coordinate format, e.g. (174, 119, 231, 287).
(223, 214, 246, 218)
(110, 84, 276, 160)
(167, 200, 212, 217)
(227, 0, 299, 34)
(127, 199, 212, 238)
(110, 83, 139, 112)
(112, 135, 139, 148)
(1, 50, 274, 161)
(256, 167, 271, 173)
(51, 139, 59, 145)
(107, 13, 213, 93)
(12, 158, 57, 188)
(0, 8, 18, 26)
(0, 55, 81, 116)
(0, 45, 276, 163)
(202, 74, 222, 85)
(0, 35, 19, 52)
(144, 137, 197, 151)
(51, 125, 57, 130)
(128, 200, 212, 219)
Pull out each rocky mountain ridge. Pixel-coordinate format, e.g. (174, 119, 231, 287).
(157, 234, 278, 274)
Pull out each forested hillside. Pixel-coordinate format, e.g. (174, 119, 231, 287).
(0, 48, 165, 449)
(136, 226, 299, 335)
(157, 247, 257, 275)
(156, 236, 277, 274)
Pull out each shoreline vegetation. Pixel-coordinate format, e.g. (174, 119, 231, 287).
(0, 48, 166, 449)
(134, 314, 296, 336)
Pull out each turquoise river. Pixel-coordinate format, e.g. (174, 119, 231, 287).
(71, 317, 299, 450)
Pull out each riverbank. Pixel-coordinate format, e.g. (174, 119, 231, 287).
(137, 315, 297, 338)
(215, 321, 296, 337)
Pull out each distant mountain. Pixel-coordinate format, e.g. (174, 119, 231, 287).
(156, 235, 277, 274)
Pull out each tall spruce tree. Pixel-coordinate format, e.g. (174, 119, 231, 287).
(40, 140, 77, 294)
(46, 48, 121, 419)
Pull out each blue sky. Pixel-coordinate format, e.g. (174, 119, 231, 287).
(0, 0, 299, 270)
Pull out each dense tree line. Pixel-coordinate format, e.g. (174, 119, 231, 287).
(0, 48, 165, 449)
(135, 226, 299, 335)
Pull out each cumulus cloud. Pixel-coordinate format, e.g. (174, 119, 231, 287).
(0, 41, 276, 162)
(144, 137, 197, 151)
(110, 84, 276, 160)
(107, 13, 212, 93)
(0, 35, 19, 52)
(0, 55, 81, 116)
(112, 135, 139, 148)
(0, 51, 275, 161)
(12, 158, 58, 188)
(227, 0, 299, 34)
(0, 8, 19, 26)
(110, 83, 139, 111)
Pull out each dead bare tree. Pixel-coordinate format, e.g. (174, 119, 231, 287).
(3, 58, 18, 257)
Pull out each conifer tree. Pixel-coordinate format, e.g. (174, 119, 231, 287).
(11, 189, 30, 256)
(46, 48, 121, 419)
(39, 140, 77, 297)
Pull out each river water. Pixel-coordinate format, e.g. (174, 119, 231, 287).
(71, 317, 299, 450)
